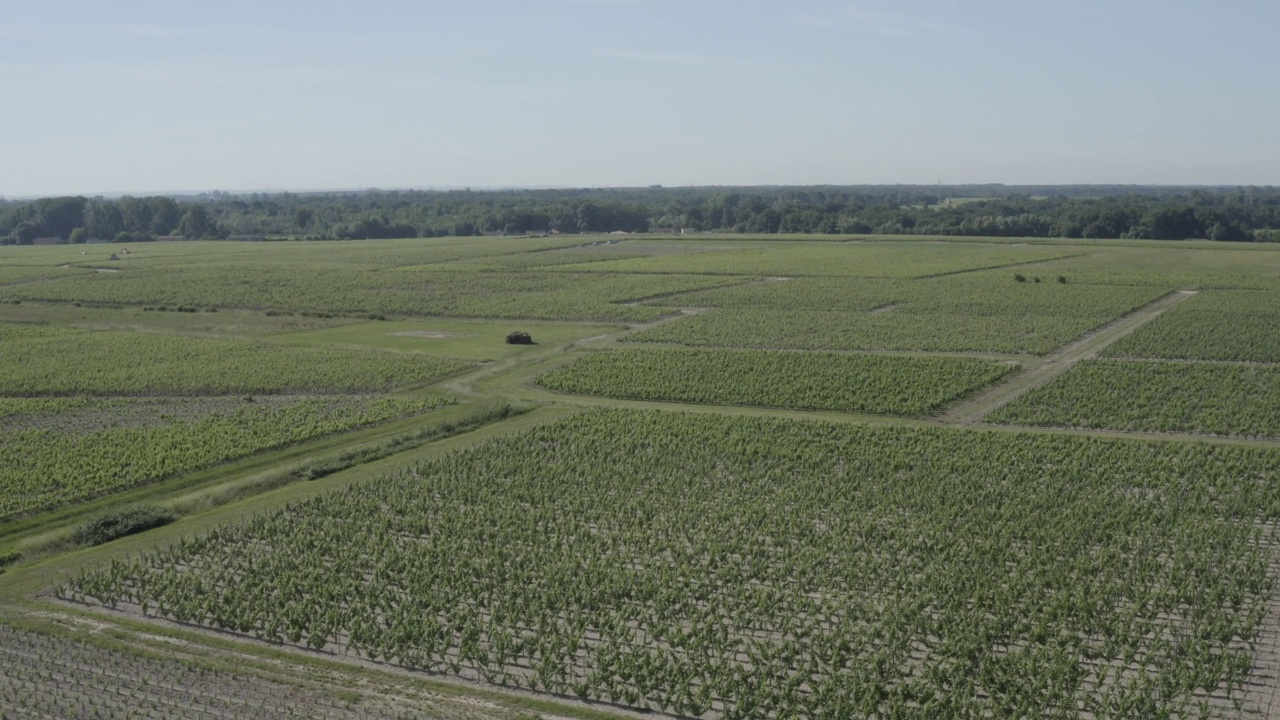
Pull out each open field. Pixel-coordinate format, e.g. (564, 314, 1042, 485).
(5, 234, 1280, 719)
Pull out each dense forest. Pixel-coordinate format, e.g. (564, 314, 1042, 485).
(3, 185, 1279, 244)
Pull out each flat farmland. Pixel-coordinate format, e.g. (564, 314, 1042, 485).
(5, 234, 1280, 720)
(536, 347, 1017, 416)
(548, 241, 1083, 277)
(62, 410, 1280, 718)
(0, 324, 472, 396)
(269, 317, 623, 361)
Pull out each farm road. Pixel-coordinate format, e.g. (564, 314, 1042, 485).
(936, 290, 1198, 426)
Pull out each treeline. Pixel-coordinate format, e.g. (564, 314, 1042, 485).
(3, 185, 1279, 244)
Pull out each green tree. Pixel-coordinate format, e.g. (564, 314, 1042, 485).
(177, 205, 218, 239)
(34, 196, 87, 239)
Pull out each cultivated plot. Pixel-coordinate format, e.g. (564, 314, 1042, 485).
(63, 409, 1280, 719)
(989, 360, 1280, 439)
(0, 624, 525, 720)
(0, 395, 449, 521)
(0, 262, 740, 323)
(0, 325, 472, 396)
(269, 318, 623, 361)
(549, 242, 1082, 278)
(632, 278, 1170, 355)
(1103, 290, 1280, 363)
(537, 347, 1016, 416)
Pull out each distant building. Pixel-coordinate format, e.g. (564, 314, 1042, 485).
(32, 237, 62, 245)
(227, 234, 261, 242)
(155, 235, 184, 242)
(680, 228, 699, 235)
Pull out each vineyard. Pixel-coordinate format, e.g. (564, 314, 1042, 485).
(0, 624, 527, 719)
(0, 395, 449, 520)
(989, 360, 1280, 438)
(1103, 290, 1280, 363)
(536, 348, 1016, 415)
(0, 325, 472, 395)
(6, 236, 1280, 718)
(0, 264, 738, 322)
(63, 409, 1280, 718)
(547, 242, 1081, 277)
(629, 277, 1170, 355)
(629, 307, 1117, 355)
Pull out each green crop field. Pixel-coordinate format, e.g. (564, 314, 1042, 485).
(268, 318, 623, 361)
(549, 241, 1082, 277)
(628, 307, 1111, 355)
(989, 360, 1280, 438)
(630, 276, 1170, 355)
(1103, 290, 1280, 363)
(0, 241, 743, 322)
(63, 409, 1280, 718)
(1, 395, 450, 521)
(0, 324, 472, 395)
(5, 235, 1280, 719)
(537, 348, 1016, 415)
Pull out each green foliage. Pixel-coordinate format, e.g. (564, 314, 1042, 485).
(629, 309, 1090, 356)
(550, 242, 1080, 278)
(538, 348, 1015, 416)
(64, 409, 1280, 717)
(71, 505, 177, 547)
(0, 396, 450, 520)
(286, 401, 526, 482)
(651, 276, 896, 312)
(631, 278, 1168, 355)
(4, 186, 1277, 242)
(0, 240, 738, 321)
(1104, 289, 1280, 363)
(990, 359, 1280, 437)
(0, 326, 472, 395)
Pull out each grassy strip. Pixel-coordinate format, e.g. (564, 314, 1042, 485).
(172, 399, 530, 514)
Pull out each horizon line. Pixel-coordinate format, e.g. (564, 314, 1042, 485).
(3, 181, 1277, 201)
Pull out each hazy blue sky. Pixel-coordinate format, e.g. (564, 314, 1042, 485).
(3, 0, 1277, 196)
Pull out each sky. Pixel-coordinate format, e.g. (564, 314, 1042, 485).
(2, 0, 1278, 196)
